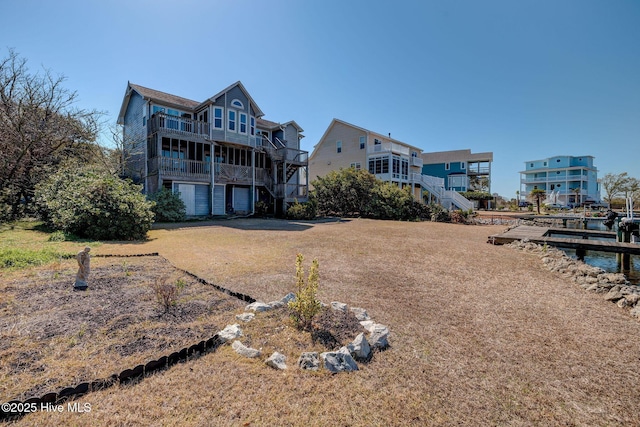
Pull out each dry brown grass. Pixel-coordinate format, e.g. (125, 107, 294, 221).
(0, 256, 245, 401)
(7, 218, 640, 426)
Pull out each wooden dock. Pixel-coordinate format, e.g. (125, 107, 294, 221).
(489, 225, 640, 255)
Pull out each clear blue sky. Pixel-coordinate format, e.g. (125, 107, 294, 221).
(2, 0, 638, 199)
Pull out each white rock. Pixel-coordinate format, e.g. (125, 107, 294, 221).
(231, 340, 261, 358)
(281, 292, 296, 304)
(246, 301, 272, 312)
(218, 324, 243, 342)
(331, 301, 348, 312)
(235, 313, 255, 322)
(321, 349, 358, 373)
(347, 332, 372, 361)
(265, 352, 287, 370)
(298, 352, 320, 371)
(360, 320, 376, 332)
(350, 307, 370, 321)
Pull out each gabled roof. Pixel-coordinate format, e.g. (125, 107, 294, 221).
(198, 81, 264, 118)
(256, 117, 280, 130)
(314, 118, 422, 152)
(257, 118, 304, 133)
(117, 82, 200, 124)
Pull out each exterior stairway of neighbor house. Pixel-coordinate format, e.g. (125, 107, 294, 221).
(258, 135, 308, 204)
(413, 173, 474, 211)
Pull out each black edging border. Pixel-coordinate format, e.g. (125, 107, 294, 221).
(1, 253, 256, 422)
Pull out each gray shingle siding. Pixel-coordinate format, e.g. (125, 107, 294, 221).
(123, 92, 147, 186)
(284, 123, 299, 149)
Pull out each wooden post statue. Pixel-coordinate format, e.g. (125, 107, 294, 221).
(74, 247, 91, 290)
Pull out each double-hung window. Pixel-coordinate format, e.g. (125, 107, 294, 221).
(228, 110, 237, 132)
(239, 113, 248, 134)
(336, 141, 342, 153)
(213, 107, 224, 129)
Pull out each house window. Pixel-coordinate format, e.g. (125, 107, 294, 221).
(411, 151, 418, 158)
(392, 156, 401, 179)
(530, 163, 534, 167)
(250, 117, 255, 136)
(461, 162, 466, 170)
(228, 110, 236, 132)
(336, 141, 342, 153)
(368, 156, 389, 174)
(239, 113, 248, 134)
(213, 107, 223, 129)
(445, 163, 450, 171)
(166, 108, 180, 129)
(359, 136, 365, 150)
(350, 162, 361, 170)
(231, 99, 244, 109)
(543, 162, 547, 166)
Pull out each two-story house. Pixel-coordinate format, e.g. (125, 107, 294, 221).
(117, 81, 307, 217)
(520, 155, 600, 206)
(308, 119, 473, 211)
(421, 149, 493, 194)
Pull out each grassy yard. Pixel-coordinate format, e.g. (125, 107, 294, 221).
(3, 218, 640, 426)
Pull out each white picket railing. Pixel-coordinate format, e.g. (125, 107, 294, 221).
(412, 173, 473, 211)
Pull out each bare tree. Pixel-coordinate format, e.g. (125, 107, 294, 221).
(623, 177, 639, 206)
(92, 123, 143, 178)
(0, 49, 101, 220)
(601, 172, 630, 208)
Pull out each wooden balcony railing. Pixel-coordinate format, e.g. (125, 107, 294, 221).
(262, 145, 308, 163)
(150, 157, 211, 180)
(149, 113, 210, 138)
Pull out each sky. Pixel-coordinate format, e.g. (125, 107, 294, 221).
(2, 0, 639, 199)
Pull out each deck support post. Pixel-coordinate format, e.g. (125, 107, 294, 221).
(617, 220, 632, 271)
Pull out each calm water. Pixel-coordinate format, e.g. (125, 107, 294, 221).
(555, 218, 640, 285)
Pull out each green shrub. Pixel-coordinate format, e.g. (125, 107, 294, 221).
(429, 203, 450, 222)
(450, 210, 468, 224)
(312, 168, 377, 217)
(35, 168, 155, 240)
(254, 200, 271, 217)
(148, 188, 186, 222)
(286, 198, 317, 220)
(48, 230, 67, 242)
(288, 253, 322, 331)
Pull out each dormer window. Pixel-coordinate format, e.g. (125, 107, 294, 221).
(231, 99, 244, 109)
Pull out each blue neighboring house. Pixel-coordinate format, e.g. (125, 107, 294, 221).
(421, 149, 494, 193)
(117, 81, 307, 217)
(519, 155, 601, 207)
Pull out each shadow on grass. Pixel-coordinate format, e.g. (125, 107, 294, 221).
(152, 217, 350, 232)
(32, 223, 157, 246)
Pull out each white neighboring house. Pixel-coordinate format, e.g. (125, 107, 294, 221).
(308, 119, 473, 211)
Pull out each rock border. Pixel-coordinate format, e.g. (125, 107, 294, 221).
(1, 255, 391, 421)
(507, 240, 640, 319)
(231, 296, 390, 373)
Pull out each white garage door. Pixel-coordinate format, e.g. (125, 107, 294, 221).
(177, 184, 196, 216)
